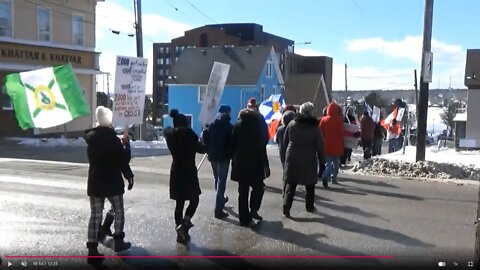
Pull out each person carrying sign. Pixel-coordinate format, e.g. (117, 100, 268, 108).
(202, 105, 234, 219)
(165, 109, 206, 244)
(84, 106, 134, 266)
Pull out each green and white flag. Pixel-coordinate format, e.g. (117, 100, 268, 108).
(4, 64, 90, 130)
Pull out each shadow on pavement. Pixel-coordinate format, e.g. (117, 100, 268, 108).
(313, 212, 434, 248)
(254, 220, 381, 266)
(315, 200, 386, 220)
(121, 246, 180, 269)
(186, 243, 258, 269)
(341, 177, 399, 189)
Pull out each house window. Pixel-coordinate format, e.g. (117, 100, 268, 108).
(2, 86, 12, 110)
(272, 86, 277, 94)
(266, 61, 273, 78)
(72, 13, 84, 45)
(198, 85, 207, 102)
(38, 7, 51, 41)
(260, 85, 266, 101)
(0, 1, 12, 37)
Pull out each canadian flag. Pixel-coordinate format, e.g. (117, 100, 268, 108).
(382, 107, 405, 130)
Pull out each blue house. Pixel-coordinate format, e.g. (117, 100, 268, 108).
(166, 46, 284, 135)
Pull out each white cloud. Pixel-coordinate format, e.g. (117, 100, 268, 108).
(95, 1, 192, 95)
(296, 47, 465, 90)
(347, 35, 465, 65)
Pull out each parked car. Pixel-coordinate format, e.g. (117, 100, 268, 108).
(115, 124, 163, 141)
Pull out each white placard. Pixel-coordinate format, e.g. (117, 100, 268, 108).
(199, 62, 230, 125)
(372, 106, 381, 123)
(422, 51, 433, 83)
(396, 108, 405, 121)
(112, 56, 148, 126)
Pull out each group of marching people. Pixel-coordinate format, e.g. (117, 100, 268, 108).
(83, 98, 402, 265)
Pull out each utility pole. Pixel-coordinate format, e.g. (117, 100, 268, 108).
(345, 63, 348, 92)
(415, 0, 434, 162)
(134, 0, 144, 140)
(414, 69, 419, 124)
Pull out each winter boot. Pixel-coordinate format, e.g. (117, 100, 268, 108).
(86, 242, 104, 266)
(98, 212, 114, 241)
(113, 232, 131, 252)
(182, 218, 194, 240)
(176, 224, 189, 244)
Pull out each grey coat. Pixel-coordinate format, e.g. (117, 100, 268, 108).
(280, 114, 325, 186)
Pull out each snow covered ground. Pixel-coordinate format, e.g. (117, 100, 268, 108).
(352, 146, 480, 182)
(14, 137, 168, 150)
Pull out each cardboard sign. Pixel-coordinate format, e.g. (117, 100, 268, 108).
(112, 55, 148, 126)
(344, 123, 359, 149)
(372, 106, 381, 123)
(199, 62, 230, 125)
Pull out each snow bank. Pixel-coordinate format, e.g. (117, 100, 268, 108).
(353, 146, 480, 181)
(18, 137, 87, 147)
(16, 137, 168, 149)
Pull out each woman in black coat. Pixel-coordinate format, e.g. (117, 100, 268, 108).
(280, 102, 325, 217)
(231, 109, 270, 227)
(164, 109, 206, 244)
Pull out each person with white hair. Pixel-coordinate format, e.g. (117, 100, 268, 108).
(280, 102, 325, 217)
(84, 106, 134, 265)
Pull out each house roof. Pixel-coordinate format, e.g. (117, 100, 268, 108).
(168, 46, 274, 85)
(284, 73, 329, 117)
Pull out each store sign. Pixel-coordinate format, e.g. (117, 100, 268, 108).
(0, 48, 82, 64)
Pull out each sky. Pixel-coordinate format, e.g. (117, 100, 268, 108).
(95, 0, 480, 94)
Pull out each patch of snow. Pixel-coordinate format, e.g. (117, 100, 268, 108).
(16, 137, 168, 149)
(352, 146, 480, 181)
(18, 137, 87, 147)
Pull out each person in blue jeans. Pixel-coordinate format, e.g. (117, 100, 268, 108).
(202, 105, 234, 219)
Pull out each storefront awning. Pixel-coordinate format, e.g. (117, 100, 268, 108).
(0, 62, 107, 75)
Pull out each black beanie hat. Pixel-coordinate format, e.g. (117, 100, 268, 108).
(170, 109, 188, 127)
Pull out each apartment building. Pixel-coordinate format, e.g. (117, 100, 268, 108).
(0, 0, 103, 137)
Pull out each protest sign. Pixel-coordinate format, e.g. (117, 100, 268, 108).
(199, 62, 230, 125)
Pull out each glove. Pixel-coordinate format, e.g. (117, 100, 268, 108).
(127, 177, 134, 190)
(264, 166, 271, 178)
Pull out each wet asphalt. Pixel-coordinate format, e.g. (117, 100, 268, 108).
(0, 144, 477, 269)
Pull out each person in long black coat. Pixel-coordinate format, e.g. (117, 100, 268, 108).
(231, 108, 270, 227)
(280, 102, 325, 217)
(85, 106, 134, 265)
(164, 109, 206, 244)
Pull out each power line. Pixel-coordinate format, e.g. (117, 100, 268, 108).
(350, 73, 411, 79)
(162, 0, 201, 25)
(350, 0, 378, 37)
(182, 0, 217, 23)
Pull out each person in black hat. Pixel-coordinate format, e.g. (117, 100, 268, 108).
(165, 109, 206, 244)
(202, 104, 234, 219)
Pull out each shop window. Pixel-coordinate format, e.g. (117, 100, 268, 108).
(0, 1, 12, 37)
(38, 7, 52, 41)
(72, 13, 85, 46)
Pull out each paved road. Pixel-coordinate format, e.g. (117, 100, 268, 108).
(0, 145, 477, 269)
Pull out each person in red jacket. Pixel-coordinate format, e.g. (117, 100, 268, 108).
(319, 102, 345, 188)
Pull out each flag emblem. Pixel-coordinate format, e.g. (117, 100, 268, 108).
(259, 94, 286, 124)
(5, 64, 90, 130)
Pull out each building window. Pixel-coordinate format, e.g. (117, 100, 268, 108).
(260, 85, 265, 101)
(166, 47, 170, 54)
(159, 47, 164, 54)
(159, 69, 164, 76)
(198, 85, 207, 102)
(266, 61, 273, 78)
(157, 80, 164, 87)
(200, 33, 208, 47)
(175, 57, 179, 62)
(157, 58, 164, 65)
(72, 13, 85, 46)
(38, 7, 51, 41)
(0, 1, 12, 37)
(165, 69, 169, 76)
(165, 58, 170, 65)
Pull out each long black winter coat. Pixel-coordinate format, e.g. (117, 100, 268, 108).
(165, 127, 206, 200)
(230, 109, 269, 184)
(280, 114, 325, 186)
(85, 126, 134, 197)
(202, 113, 233, 162)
